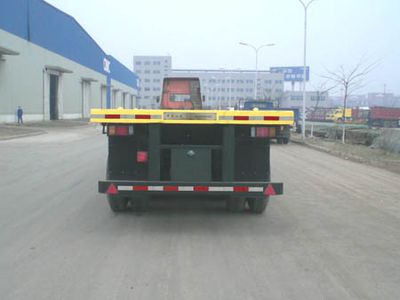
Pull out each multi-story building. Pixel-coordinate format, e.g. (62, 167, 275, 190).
(171, 69, 284, 109)
(133, 56, 171, 108)
(281, 91, 330, 109)
(133, 56, 284, 109)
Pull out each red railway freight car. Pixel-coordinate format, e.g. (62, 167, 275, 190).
(351, 107, 369, 124)
(306, 107, 334, 122)
(369, 107, 400, 128)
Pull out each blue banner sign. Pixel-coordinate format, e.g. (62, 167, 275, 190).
(270, 66, 310, 82)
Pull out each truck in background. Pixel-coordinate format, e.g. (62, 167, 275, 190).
(159, 77, 204, 110)
(325, 108, 352, 122)
(368, 107, 400, 128)
(241, 100, 297, 144)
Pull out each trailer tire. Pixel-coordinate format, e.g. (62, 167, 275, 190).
(248, 197, 269, 214)
(131, 197, 148, 212)
(107, 195, 129, 212)
(227, 197, 246, 212)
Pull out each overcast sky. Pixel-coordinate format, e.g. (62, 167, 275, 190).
(46, 0, 400, 95)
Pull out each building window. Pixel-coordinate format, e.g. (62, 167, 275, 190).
(136, 70, 141, 74)
(135, 61, 141, 65)
(153, 79, 160, 83)
(246, 80, 253, 84)
(153, 70, 160, 74)
(153, 87, 160, 91)
(144, 61, 151, 65)
(144, 87, 150, 91)
(144, 79, 150, 82)
(264, 80, 272, 84)
(153, 61, 161, 65)
(144, 70, 150, 74)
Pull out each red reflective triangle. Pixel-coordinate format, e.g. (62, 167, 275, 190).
(264, 184, 276, 196)
(106, 184, 118, 195)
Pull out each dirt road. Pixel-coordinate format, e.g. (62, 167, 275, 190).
(1, 126, 399, 299)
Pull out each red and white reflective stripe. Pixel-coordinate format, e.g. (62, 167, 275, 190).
(92, 114, 162, 120)
(219, 116, 281, 121)
(117, 185, 265, 193)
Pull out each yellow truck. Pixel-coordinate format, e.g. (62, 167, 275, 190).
(325, 108, 352, 122)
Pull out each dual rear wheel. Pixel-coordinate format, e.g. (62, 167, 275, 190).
(227, 196, 269, 214)
(107, 196, 148, 212)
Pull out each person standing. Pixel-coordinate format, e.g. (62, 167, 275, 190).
(17, 106, 23, 124)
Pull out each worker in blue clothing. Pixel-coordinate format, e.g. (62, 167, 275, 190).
(17, 106, 23, 124)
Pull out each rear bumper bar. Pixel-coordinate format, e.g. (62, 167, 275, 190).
(99, 181, 283, 196)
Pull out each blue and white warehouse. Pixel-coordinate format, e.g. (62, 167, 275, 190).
(0, 0, 139, 122)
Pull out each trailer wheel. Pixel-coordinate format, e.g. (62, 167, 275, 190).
(248, 197, 269, 214)
(227, 197, 246, 212)
(131, 197, 148, 212)
(107, 195, 129, 212)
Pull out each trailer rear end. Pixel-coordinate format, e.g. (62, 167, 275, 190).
(91, 108, 293, 214)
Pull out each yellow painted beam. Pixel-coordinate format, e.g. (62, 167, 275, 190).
(90, 108, 294, 126)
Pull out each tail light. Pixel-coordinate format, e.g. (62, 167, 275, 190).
(137, 151, 148, 163)
(108, 125, 134, 136)
(251, 127, 275, 138)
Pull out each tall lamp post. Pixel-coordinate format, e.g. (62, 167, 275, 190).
(239, 42, 275, 100)
(298, 0, 315, 139)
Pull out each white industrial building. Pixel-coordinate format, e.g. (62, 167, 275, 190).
(0, 0, 138, 123)
(134, 56, 285, 109)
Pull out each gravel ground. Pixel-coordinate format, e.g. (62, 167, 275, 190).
(291, 133, 400, 174)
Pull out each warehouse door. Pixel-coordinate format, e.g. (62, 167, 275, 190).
(112, 90, 118, 108)
(100, 86, 107, 108)
(123, 93, 129, 108)
(49, 74, 59, 120)
(82, 80, 91, 118)
(130, 95, 135, 108)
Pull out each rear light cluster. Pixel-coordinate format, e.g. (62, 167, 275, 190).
(251, 126, 276, 138)
(108, 125, 134, 136)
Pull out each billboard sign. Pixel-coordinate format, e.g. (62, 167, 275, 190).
(270, 66, 310, 82)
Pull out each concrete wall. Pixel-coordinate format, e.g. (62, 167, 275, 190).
(0, 29, 136, 122)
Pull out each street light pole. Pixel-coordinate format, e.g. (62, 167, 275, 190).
(239, 42, 275, 100)
(298, 0, 315, 139)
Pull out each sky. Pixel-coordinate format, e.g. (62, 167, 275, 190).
(46, 0, 400, 95)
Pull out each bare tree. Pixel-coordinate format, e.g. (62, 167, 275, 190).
(322, 58, 379, 143)
(311, 80, 336, 111)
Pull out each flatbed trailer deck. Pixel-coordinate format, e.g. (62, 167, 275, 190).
(91, 108, 294, 213)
